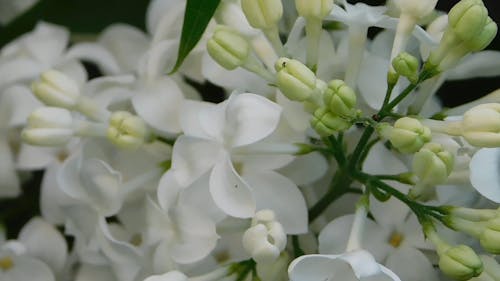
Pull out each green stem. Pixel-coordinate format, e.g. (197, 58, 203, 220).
(292, 235, 305, 258)
(354, 172, 445, 221)
(348, 126, 375, 171)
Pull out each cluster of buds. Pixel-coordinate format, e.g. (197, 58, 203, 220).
(25, 70, 151, 150)
(444, 207, 500, 255)
(426, 0, 498, 72)
(242, 209, 287, 264)
(311, 80, 359, 136)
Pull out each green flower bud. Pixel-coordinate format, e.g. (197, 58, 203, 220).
(323, 79, 357, 118)
(241, 0, 283, 30)
(107, 111, 150, 150)
(207, 26, 250, 70)
(439, 245, 483, 281)
(295, 0, 333, 20)
(392, 52, 420, 84)
(479, 217, 500, 254)
(448, 0, 488, 42)
(276, 58, 317, 101)
(311, 107, 351, 136)
(389, 117, 432, 153)
(464, 17, 498, 52)
(412, 143, 454, 186)
(461, 103, 500, 147)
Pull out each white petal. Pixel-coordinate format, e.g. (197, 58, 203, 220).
(0, 57, 42, 90)
(98, 24, 149, 73)
(318, 215, 390, 262)
(447, 51, 500, 80)
(363, 143, 408, 175)
(385, 247, 438, 281)
(2, 85, 42, 127)
(179, 100, 219, 139)
(209, 153, 255, 218)
(146, 0, 180, 35)
(18, 217, 68, 273)
(470, 148, 500, 203)
(0, 138, 20, 198)
(278, 152, 328, 185)
(143, 271, 188, 281)
(16, 144, 57, 170)
(275, 91, 310, 133)
(370, 195, 410, 229)
(0, 256, 55, 281)
(224, 93, 282, 147)
(25, 22, 69, 66)
(96, 218, 142, 265)
(76, 264, 117, 281)
(65, 43, 121, 75)
(171, 136, 221, 187)
(169, 206, 219, 264)
(0, 0, 38, 25)
(244, 171, 308, 234)
(157, 171, 184, 210)
(138, 39, 177, 80)
(132, 77, 183, 135)
(358, 54, 390, 110)
(40, 163, 78, 224)
(289, 254, 361, 281)
(53, 59, 88, 87)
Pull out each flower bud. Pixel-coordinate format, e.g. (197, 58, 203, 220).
(310, 107, 351, 136)
(461, 103, 500, 147)
(107, 111, 150, 149)
(207, 26, 250, 70)
(412, 143, 454, 186)
(464, 17, 498, 52)
(241, 0, 283, 30)
(392, 52, 420, 84)
(448, 0, 488, 42)
(439, 245, 483, 281)
(276, 58, 317, 102)
(31, 70, 80, 109)
(323, 80, 357, 118)
(295, 0, 333, 20)
(242, 210, 287, 264)
(389, 117, 431, 153)
(22, 107, 74, 146)
(479, 217, 500, 254)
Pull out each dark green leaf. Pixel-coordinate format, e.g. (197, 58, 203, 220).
(169, 0, 221, 74)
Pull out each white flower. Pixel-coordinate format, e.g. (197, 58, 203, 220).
(469, 148, 500, 203)
(289, 250, 401, 281)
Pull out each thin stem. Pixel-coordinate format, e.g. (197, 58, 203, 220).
(382, 82, 396, 109)
(263, 26, 286, 57)
(348, 126, 375, 171)
(292, 235, 305, 258)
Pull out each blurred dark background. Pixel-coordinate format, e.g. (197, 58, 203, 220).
(0, 0, 499, 238)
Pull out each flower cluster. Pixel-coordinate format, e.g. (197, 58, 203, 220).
(1, 0, 500, 280)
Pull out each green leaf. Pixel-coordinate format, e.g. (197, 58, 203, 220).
(169, 0, 221, 74)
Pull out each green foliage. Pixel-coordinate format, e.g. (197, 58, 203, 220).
(170, 0, 221, 73)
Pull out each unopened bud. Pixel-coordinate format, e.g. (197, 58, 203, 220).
(479, 217, 500, 254)
(22, 107, 74, 146)
(241, 0, 283, 30)
(295, 0, 333, 20)
(461, 103, 500, 148)
(323, 80, 357, 118)
(207, 26, 250, 70)
(276, 58, 316, 102)
(242, 210, 287, 264)
(31, 70, 80, 109)
(439, 245, 483, 281)
(412, 143, 454, 186)
(107, 111, 150, 149)
(389, 117, 431, 153)
(464, 17, 498, 52)
(448, 0, 488, 42)
(311, 107, 351, 136)
(392, 52, 420, 84)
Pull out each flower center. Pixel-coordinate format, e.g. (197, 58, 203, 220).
(0, 256, 13, 271)
(129, 233, 142, 246)
(388, 231, 404, 248)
